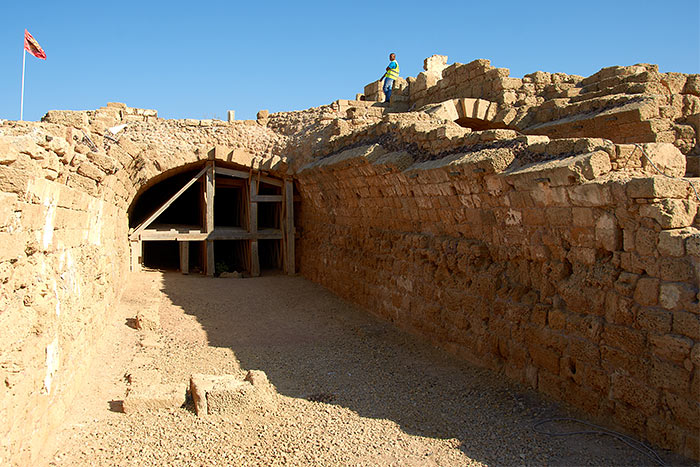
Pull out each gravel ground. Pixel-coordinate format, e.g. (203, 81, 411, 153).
(46, 271, 692, 466)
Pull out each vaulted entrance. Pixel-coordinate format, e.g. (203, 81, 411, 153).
(127, 160, 295, 277)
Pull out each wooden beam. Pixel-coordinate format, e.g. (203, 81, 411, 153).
(139, 227, 283, 241)
(215, 166, 283, 187)
(215, 167, 249, 179)
(131, 165, 208, 239)
(213, 228, 282, 240)
(285, 179, 295, 275)
(130, 240, 142, 272)
(205, 162, 215, 234)
(179, 241, 189, 274)
(252, 195, 283, 203)
(249, 179, 260, 277)
(250, 240, 259, 277)
(259, 176, 283, 187)
(206, 240, 215, 276)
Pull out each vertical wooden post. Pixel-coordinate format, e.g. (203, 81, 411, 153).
(130, 239, 142, 272)
(284, 179, 295, 275)
(179, 241, 189, 274)
(249, 176, 260, 277)
(205, 162, 215, 276)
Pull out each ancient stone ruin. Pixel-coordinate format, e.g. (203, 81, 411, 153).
(1, 55, 699, 464)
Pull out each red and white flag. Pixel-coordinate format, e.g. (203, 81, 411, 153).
(24, 29, 46, 60)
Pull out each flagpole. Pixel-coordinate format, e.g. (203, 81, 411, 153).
(20, 48, 26, 121)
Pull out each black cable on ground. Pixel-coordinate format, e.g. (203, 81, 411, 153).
(533, 417, 667, 466)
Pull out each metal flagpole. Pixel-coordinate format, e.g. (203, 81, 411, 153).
(20, 48, 26, 121)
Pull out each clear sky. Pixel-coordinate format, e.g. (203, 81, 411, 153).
(1, 0, 698, 122)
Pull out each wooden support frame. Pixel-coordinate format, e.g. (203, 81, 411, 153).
(179, 241, 189, 274)
(284, 179, 295, 275)
(215, 166, 283, 187)
(130, 165, 209, 240)
(252, 195, 283, 203)
(249, 176, 260, 277)
(130, 240, 142, 272)
(204, 162, 215, 275)
(138, 227, 282, 241)
(129, 156, 291, 277)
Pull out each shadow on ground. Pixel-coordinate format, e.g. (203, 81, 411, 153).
(158, 271, 690, 466)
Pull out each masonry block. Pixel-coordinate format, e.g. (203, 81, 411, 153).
(190, 370, 276, 416)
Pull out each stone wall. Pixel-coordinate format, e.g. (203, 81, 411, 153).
(0, 121, 129, 465)
(296, 139, 700, 459)
(0, 104, 287, 465)
(361, 56, 700, 175)
(2, 56, 699, 464)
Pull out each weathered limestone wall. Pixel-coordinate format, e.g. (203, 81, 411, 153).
(296, 139, 700, 459)
(2, 56, 699, 464)
(0, 122, 129, 465)
(361, 56, 700, 175)
(0, 104, 287, 465)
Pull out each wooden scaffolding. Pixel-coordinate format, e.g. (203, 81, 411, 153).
(128, 161, 295, 276)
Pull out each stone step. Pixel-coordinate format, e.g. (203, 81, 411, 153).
(122, 382, 186, 414)
(190, 370, 275, 416)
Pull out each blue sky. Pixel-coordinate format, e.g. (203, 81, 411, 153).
(1, 0, 698, 122)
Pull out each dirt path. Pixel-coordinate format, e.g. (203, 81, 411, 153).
(47, 271, 690, 466)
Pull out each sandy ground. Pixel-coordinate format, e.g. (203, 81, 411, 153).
(44, 270, 691, 466)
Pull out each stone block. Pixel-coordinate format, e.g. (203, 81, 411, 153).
(662, 392, 700, 431)
(364, 80, 382, 96)
(0, 232, 25, 261)
(122, 382, 186, 414)
(424, 100, 460, 122)
(603, 323, 646, 354)
(424, 54, 448, 74)
(639, 199, 697, 229)
(657, 228, 695, 256)
(633, 277, 659, 306)
(76, 162, 105, 182)
(646, 415, 686, 453)
(610, 374, 658, 416)
(0, 140, 20, 165)
(627, 176, 690, 199)
(673, 311, 700, 341)
(659, 282, 683, 310)
(504, 151, 611, 190)
(650, 358, 691, 391)
(568, 182, 612, 206)
(638, 143, 686, 177)
(42, 110, 89, 128)
(649, 333, 692, 364)
(658, 256, 693, 282)
(686, 232, 700, 256)
(190, 370, 276, 416)
(227, 110, 235, 122)
(636, 307, 672, 333)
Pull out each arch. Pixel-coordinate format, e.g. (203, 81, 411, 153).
(127, 155, 295, 278)
(425, 98, 512, 131)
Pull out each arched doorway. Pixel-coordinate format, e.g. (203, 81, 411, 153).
(127, 160, 295, 277)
